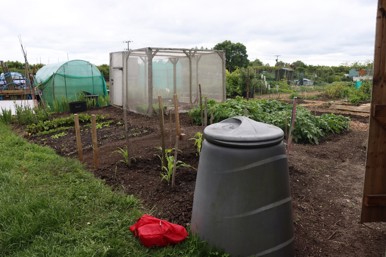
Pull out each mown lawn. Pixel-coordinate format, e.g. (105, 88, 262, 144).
(0, 123, 225, 257)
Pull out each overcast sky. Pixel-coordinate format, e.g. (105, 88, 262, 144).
(0, 0, 377, 67)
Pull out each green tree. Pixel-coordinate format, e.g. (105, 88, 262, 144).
(250, 58, 263, 67)
(5, 61, 24, 70)
(239, 67, 260, 98)
(97, 64, 109, 81)
(226, 69, 242, 98)
(214, 40, 249, 72)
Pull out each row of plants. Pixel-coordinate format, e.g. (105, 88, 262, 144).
(0, 105, 110, 137)
(26, 113, 108, 135)
(189, 97, 350, 144)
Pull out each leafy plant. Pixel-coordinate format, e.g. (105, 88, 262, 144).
(26, 114, 108, 135)
(157, 148, 192, 184)
(33, 106, 51, 121)
(51, 132, 68, 139)
(114, 147, 134, 167)
(98, 94, 110, 107)
(190, 132, 203, 156)
(36, 126, 70, 136)
(189, 97, 350, 144)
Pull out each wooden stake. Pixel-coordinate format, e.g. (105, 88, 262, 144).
(287, 97, 297, 153)
(74, 114, 83, 161)
(158, 96, 167, 168)
(171, 135, 179, 188)
(169, 110, 173, 147)
(91, 114, 99, 169)
(173, 94, 181, 137)
(123, 103, 132, 166)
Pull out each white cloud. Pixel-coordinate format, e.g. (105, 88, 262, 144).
(0, 0, 377, 66)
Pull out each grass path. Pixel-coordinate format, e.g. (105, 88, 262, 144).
(0, 123, 223, 257)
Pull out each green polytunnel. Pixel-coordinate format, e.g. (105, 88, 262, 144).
(34, 60, 107, 107)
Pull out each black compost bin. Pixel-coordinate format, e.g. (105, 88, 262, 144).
(191, 116, 294, 257)
(69, 101, 87, 113)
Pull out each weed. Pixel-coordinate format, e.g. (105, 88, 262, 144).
(98, 94, 110, 107)
(15, 105, 36, 125)
(51, 97, 70, 113)
(0, 108, 12, 124)
(33, 106, 51, 121)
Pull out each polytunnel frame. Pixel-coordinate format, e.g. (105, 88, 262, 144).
(36, 60, 104, 104)
(117, 47, 226, 116)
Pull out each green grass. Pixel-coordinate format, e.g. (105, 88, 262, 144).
(0, 123, 226, 256)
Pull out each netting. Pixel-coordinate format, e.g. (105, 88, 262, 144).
(35, 60, 107, 106)
(110, 48, 225, 115)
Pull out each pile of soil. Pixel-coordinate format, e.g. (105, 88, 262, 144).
(25, 105, 386, 256)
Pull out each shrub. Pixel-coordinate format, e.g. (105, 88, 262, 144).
(322, 81, 371, 105)
(323, 82, 352, 99)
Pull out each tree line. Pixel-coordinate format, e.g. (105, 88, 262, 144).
(2, 40, 372, 98)
(213, 40, 372, 98)
(1, 61, 109, 82)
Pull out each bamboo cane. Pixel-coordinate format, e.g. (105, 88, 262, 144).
(171, 135, 179, 187)
(158, 96, 167, 168)
(287, 97, 298, 153)
(173, 94, 181, 137)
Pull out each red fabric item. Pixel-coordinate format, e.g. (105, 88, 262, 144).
(129, 214, 188, 247)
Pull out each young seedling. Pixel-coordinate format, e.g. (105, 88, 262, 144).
(114, 147, 134, 167)
(157, 147, 191, 185)
(190, 132, 203, 156)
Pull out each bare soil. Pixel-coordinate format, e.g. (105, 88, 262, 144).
(24, 104, 386, 257)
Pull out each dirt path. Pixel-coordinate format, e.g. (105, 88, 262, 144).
(288, 121, 385, 256)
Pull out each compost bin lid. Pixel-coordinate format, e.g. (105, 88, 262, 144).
(204, 116, 284, 147)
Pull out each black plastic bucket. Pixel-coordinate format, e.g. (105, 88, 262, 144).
(69, 101, 87, 113)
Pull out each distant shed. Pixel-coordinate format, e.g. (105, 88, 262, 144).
(109, 47, 226, 115)
(35, 60, 107, 106)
